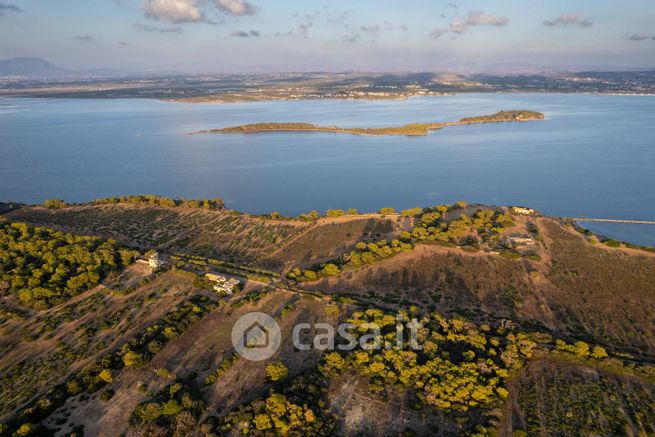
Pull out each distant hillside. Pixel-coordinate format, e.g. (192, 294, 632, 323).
(0, 57, 68, 77)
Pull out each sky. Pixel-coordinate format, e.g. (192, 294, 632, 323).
(1, 0, 654, 73)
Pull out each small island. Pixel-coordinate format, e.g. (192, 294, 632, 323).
(192, 110, 544, 137)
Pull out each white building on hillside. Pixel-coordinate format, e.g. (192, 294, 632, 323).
(147, 251, 166, 271)
(511, 206, 536, 216)
(204, 272, 240, 295)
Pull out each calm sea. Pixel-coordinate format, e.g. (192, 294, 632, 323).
(1, 94, 654, 246)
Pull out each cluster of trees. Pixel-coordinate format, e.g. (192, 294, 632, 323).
(211, 121, 445, 137)
(319, 309, 536, 414)
(214, 122, 319, 133)
(216, 372, 337, 436)
(294, 208, 359, 221)
(285, 204, 524, 283)
(458, 110, 544, 124)
(0, 221, 137, 309)
(130, 382, 206, 436)
(92, 195, 225, 210)
(287, 238, 414, 282)
(555, 339, 608, 359)
(42, 199, 68, 209)
(409, 207, 514, 246)
(325, 208, 358, 218)
(400, 207, 423, 217)
(266, 362, 289, 382)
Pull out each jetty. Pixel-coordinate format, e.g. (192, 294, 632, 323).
(570, 218, 655, 225)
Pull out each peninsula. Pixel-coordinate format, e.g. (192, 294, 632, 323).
(2, 196, 655, 437)
(192, 110, 544, 137)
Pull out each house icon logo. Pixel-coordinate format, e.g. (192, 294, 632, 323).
(244, 321, 269, 349)
(232, 312, 281, 361)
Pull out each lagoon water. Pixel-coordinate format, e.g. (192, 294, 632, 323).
(1, 94, 654, 246)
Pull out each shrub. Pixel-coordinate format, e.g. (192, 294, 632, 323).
(265, 362, 289, 382)
(43, 199, 67, 209)
(500, 251, 521, 260)
(99, 389, 115, 402)
(98, 369, 113, 383)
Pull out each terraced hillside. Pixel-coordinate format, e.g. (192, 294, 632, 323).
(2, 201, 655, 436)
(299, 216, 655, 361)
(5, 204, 311, 265)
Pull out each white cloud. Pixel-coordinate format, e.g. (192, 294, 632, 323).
(215, 0, 256, 16)
(465, 11, 508, 27)
(143, 0, 204, 23)
(143, 0, 256, 23)
(442, 10, 508, 36)
(543, 13, 593, 28)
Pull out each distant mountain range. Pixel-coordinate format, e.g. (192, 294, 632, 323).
(0, 57, 131, 78)
(1, 56, 652, 79)
(0, 57, 71, 77)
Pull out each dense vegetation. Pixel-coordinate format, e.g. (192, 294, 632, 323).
(458, 110, 544, 124)
(287, 238, 414, 281)
(0, 221, 136, 308)
(215, 372, 337, 436)
(408, 204, 515, 247)
(92, 194, 225, 210)
(213, 307, 626, 436)
(205, 121, 445, 137)
(130, 382, 206, 436)
(318, 308, 532, 435)
(287, 203, 520, 283)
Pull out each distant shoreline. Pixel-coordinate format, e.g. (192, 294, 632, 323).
(190, 110, 545, 137)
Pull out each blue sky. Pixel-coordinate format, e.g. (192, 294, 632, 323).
(1, 0, 654, 72)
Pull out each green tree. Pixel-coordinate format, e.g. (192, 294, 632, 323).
(401, 207, 423, 217)
(326, 209, 345, 217)
(254, 413, 273, 430)
(43, 199, 67, 209)
(123, 350, 145, 367)
(98, 369, 113, 383)
(321, 263, 341, 276)
(437, 204, 449, 220)
(591, 345, 608, 359)
(266, 362, 289, 382)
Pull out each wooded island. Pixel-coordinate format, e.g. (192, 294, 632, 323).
(193, 110, 545, 137)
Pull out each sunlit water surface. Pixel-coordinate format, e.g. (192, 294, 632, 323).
(1, 94, 654, 246)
